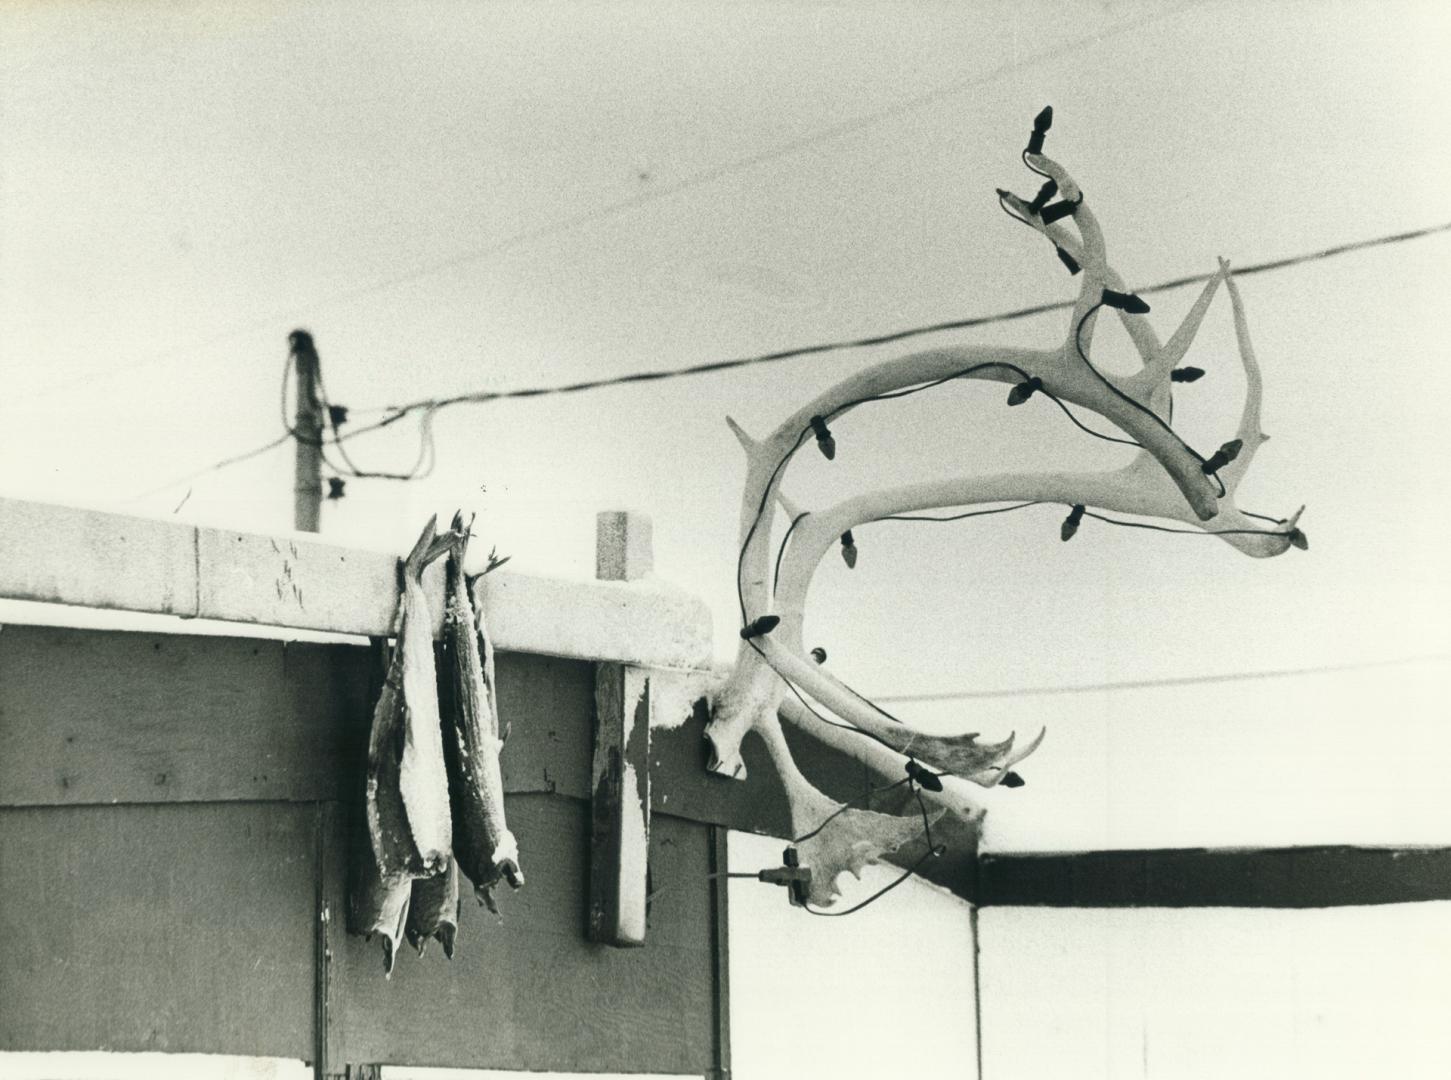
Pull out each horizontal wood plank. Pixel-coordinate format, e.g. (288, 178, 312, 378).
(978, 846, 1451, 908)
(0, 625, 371, 806)
(0, 496, 712, 669)
(0, 802, 316, 1058)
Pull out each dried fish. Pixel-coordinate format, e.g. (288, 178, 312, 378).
(348, 637, 415, 977)
(366, 515, 458, 880)
(405, 857, 461, 959)
(441, 512, 524, 908)
(351, 859, 413, 977)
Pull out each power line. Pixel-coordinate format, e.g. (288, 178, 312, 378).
(123, 216, 1451, 501)
(314, 216, 1451, 452)
(124, 433, 291, 503)
(871, 653, 1451, 704)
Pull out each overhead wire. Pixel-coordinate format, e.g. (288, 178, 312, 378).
(279, 215, 1451, 460)
(123, 215, 1451, 503)
(871, 653, 1451, 705)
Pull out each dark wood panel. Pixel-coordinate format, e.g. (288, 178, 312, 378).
(0, 802, 316, 1057)
(494, 651, 596, 798)
(0, 625, 369, 806)
(978, 846, 1451, 908)
(0, 625, 592, 809)
(0, 624, 979, 899)
(336, 794, 715, 1075)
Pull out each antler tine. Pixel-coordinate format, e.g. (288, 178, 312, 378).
(1217, 260, 1271, 497)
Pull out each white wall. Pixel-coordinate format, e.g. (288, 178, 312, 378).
(979, 902, 1451, 1080)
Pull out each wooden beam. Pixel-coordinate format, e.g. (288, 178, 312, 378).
(977, 845, 1451, 908)
(588, 663, 653, 946)
(0, 496, 712, 670)
(588, 511, 655, 946)
(312, 803, 338, 1080)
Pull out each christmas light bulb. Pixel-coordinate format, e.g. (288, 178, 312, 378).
(1102, 289, 1151, 314)
(1029, 179, 1058, 213)
(739, 615, 781, 640)
(809, 415, 836, 460)
(1061, 504, 1085, 541)
(1039, 199, 1080, 225)
(1007, 376, 1044, 406)
(1200, 439, 1244, 474)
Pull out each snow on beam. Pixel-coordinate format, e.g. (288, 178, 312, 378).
(0, 497, 712, 670)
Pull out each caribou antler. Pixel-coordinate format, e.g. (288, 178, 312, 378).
(705, 112, 1305, 794)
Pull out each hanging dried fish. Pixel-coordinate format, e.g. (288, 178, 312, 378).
(366, 515, 459, 880)
(441, 512, 523, 910)
(349, 636, 416, 977)
(351, 860, 413, 976)
(405, 857, 461, 959)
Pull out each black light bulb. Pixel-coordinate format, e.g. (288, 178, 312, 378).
(1029, 179, 1058, 213)
(809, 415, 836, 460)
(1061, 504, 1085, 542)
(739, 615, 781, 640)
(326, 477, 346, 500)
(1026, 105, 1053, 154)
(840, 531, 858, 569)
(1039, 198, 1080, 225)
(1200, 439, 1244, 474)
(1007, 376, 1044, 407)
(905, 759, 944, 793)
(1102, 289, 1151, 314)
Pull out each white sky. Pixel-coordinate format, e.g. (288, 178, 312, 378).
(3, 3, 1450, 1077)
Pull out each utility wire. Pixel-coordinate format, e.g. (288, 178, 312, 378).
(125, 433, 291, 502)
(871, 653, 1451, 704)
(124, 218, 1451, 501)
(302, 217, 1451, 454)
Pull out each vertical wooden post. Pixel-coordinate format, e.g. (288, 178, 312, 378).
(312, 801, 345, 1080)
(971, 904, 985, 1080)
(589, 511, 654, 946)
(290, 330, 324, 533)
(707, 825, 733, 1080)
